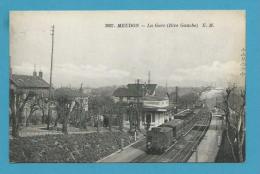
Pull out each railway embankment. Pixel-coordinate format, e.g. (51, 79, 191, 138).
(10, 131, 135, 162)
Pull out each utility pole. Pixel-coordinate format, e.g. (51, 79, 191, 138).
(47, 25, 55, 130)
(136, 79, 140, 131)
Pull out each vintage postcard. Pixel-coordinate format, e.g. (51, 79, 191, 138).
(9, 10, 245, 163)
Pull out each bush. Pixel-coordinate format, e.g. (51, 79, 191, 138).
(10, 132, 134, 162)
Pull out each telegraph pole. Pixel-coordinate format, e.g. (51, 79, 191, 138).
(49, 25, 55, 95)
(136, 79, 140, 131)
(47, 25, 55, 130)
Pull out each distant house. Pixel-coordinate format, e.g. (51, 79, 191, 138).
(10, 70, 50, 96)
(10, 69, 51, 125)
(113, 83, 174, 129)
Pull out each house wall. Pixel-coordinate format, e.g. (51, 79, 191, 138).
(122, 111, 174, 130)
(143, 99, 169, 108)
(143, 111, 174, 129)
(113, 96, 129, 103)
(148, 112, 169, 128)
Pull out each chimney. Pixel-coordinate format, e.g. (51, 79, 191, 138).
(39, 70, 43, 79)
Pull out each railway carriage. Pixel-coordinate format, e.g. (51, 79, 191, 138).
(159, 119, 184, 139)
(146, 119, 184, 154)
(146, 127, 173, 153)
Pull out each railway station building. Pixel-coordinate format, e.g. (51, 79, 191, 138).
(113, 83, 174, 129)
(142, 95, 174, 128)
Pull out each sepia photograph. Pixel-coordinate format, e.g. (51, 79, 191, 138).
(9, 10, 245, 163)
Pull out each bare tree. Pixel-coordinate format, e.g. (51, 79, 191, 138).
(10, 90, 34, 137)
(54, 88, 78, 135)
(25, 98, 39, 127)
(222, 86, 245, 162)
(54, 102, 62, 127)
(237, 89, 245, 162)
(128, 104, 135, 132)
(118, 102, 124, 132)
(24, 95, 49, 126)
(223, 87, 237, 162)
(38, 96, 48, 124)
(237, 47, 246, 162)
(62, 101, 76, 135)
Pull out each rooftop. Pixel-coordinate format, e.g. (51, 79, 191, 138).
(113, 83, 157, 97)
(11, 74, 50, 89)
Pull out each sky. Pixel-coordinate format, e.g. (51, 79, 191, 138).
(10, 11, 245, 88)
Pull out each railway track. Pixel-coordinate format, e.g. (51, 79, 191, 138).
(170, 111, 212, 162)
(170, 126, 208, 162)
(132, 108, 212, 162)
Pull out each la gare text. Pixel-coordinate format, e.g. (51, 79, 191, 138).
(105, 23, 214, 28)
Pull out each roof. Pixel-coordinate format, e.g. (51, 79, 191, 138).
(175, 109, 192, 117)
(127, 83, 157, 96)
(113, 83, 157, 97)
(11, 74, 50, 89)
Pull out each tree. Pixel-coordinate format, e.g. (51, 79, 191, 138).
(236, 47, 246, 162)
(10, 90, 35, 137)
(106, 104, 113, 132)
(179, 92, 199, 108)
(25, 97, 39, 127)
(88, 96, 100, 133)
(236, 89, 246, 162)
(38, 96, 48, 124)
(24, 94, 49, 126)
(128, 103, 139, 133)
(54, 88, 78, 135)
(127, 105, 133, 131)
(223, 87, 237, 161)
(88, 95, 116, 132)
(54, 101, 62, 127)
(116, 102, 125, 132)
(222, 86, 245, 162)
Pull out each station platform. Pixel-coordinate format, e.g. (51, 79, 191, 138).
(97, 137, 146, 162)
(188, 116, 224, 162)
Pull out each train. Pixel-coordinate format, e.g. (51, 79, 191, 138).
(146, 119, 184, 154)
(146, 108, 211, 154)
